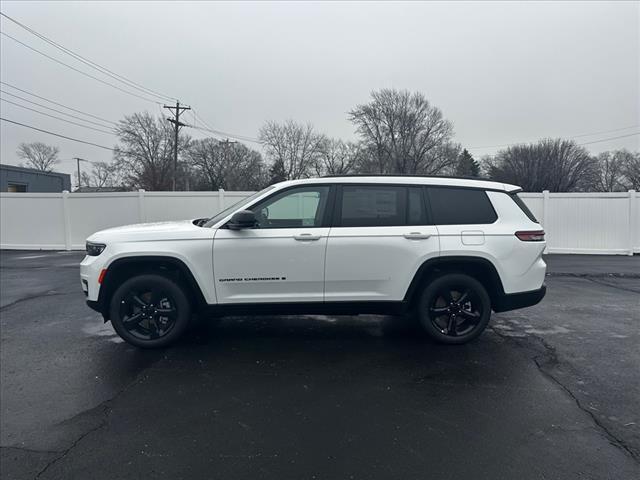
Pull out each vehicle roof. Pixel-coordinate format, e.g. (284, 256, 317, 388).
(279, 176, 521, 192)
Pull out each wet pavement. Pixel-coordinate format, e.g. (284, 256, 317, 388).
(1, 251, 639, 479)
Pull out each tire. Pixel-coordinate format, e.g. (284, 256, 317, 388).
(109, 274, 192, 348)
(417, 273, 491, 344)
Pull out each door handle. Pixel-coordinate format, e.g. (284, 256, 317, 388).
(294, 233, 322, 241)
(403, 232, 431, 240)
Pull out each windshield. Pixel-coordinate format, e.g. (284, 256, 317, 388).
(202, 186, 275, 228)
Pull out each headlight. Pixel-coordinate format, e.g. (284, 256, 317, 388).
(86, 241, 106, 256)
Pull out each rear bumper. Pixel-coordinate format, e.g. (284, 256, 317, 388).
(493, 284, 546, 313)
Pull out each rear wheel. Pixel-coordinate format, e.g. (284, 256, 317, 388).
(417, 273, 491, 344)
(109, 274, 191, 348)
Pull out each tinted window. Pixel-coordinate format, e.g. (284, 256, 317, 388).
(427, 187, 497, 225)
(510, 193, 538, 222)
(251, 186, 330, 228)
(408, 187, 428, 225)
(340, 186, 406, 227)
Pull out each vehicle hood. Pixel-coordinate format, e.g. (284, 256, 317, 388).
(87, 219, 214, 243)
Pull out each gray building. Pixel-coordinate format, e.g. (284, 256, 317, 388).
(0, 163, 72, 192)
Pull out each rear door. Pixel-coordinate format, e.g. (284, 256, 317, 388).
(426, 186, 498, 255)
(213, 185, 333, 304)
(324, 184, 440, 302)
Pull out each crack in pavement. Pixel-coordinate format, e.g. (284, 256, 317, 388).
(489, 326, 640, 463)
(32, 353, 168, 479)
(0, 291, 73, 312)
(546, 272, 640, 279)
(0, 445, 61, 455)
(0, 265, 80, 270)
(35, 407, 109, 480)
(583, 277, 640, 294)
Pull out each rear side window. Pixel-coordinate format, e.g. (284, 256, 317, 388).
(408, 187, 428, 225)
(340, 186, 406, 227)
(510, 193, 538, 223)
(427, 187, 497, 225)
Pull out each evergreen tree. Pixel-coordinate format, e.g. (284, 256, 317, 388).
(455, 149, 480, 177)
(268, 158, 287, 185)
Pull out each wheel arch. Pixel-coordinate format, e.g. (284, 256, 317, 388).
(97, 255, 207, 321)
(404, 256, 506, 308)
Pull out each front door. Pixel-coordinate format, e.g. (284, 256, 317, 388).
(213, 185, 332, 304)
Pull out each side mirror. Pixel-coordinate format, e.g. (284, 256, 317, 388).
(227, 210, 257, 230)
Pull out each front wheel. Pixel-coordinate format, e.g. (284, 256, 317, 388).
(417, 273, 491, 344)
(109, 274, 191, 348)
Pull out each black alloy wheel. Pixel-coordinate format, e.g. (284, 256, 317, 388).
(418, 273, 491, 344)
(110, 274, 191, 348)
(119, 289, 177, 340)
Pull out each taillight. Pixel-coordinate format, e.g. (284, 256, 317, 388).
(515, 230, 545, 242)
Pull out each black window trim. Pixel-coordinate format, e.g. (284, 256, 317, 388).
(424, 185, 499, 226)
(509, 191, 538, 223)
(221, 182, 509, 229)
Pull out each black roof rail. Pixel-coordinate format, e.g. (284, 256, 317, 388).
(320, 174, 495, 182)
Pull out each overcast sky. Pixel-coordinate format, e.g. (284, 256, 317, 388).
(1, 1, 638, 178)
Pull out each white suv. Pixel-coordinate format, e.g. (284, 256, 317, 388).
(81, 176, 546, 348)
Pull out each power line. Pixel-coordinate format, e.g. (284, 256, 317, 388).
(0, 89, 115, 129)
(1, 97, 115, 134)
(0, 117, 116, 151)
(468, 125, 640, 150)
(189, 110, 262, 144)
(0, 31, 162, 105)
(191, 109, 261, 142)
(0, 81, 119, 126)
(0, 12, 176, 103)
(0, 81, 117, 125)
(570, 125, 639, 139)
(577, 131, 639, 146)
(0, 15, 257, 146)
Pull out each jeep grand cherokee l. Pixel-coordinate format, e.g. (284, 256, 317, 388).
(81, 176, 546, 348)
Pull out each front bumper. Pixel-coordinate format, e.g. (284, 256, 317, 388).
(492, 284, 546, 313)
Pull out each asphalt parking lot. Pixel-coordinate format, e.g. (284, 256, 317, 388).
(1, 251, 639, 479)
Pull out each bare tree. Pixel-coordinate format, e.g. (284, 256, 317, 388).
(75, 161, 124, 189)
(593, 150, 628, 192)
(188, 138, 266, 190)
(314, 139, 361, 176)
(486, 139, 597, 192)
(17, 142, 60, 172)
(622, 151, 640, 190)
(259, 120, 325, 182)
(348, 89, 455, 175)
(114, 112, 190, 190)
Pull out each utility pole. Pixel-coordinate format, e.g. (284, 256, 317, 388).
(163, 101, 191, 191)
(73, 157, 88, 191)
(219, 138, 237, 167)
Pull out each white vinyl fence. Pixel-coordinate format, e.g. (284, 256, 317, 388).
(1, 189, 638, 255)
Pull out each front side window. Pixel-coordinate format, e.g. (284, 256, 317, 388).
(251, 186, 330, 228)
(427, 187, 497, 225)
(339, 186, 407, 227)
(203, 186, 274, 227)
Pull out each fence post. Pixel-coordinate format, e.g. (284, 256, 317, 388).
(629, 190, 637, 256)
(541, 190, 550, 228)
(218, 188, 225, 211)
(61, 190, 72, 251)
(138, 189, 146, 223)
